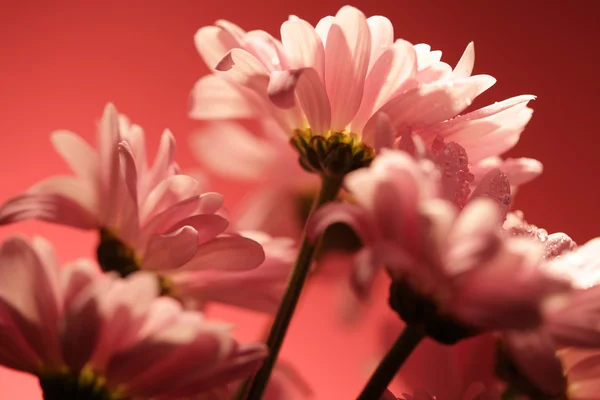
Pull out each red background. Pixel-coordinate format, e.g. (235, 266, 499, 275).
(1, 1, 599, 399)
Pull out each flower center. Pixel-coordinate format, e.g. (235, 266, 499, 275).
(96, 229, 173, 295)
(39, 369, 128, 400)
(290, 129, 374, 178)
(388, 280, 475, 345)
(96, 229, 139, 277)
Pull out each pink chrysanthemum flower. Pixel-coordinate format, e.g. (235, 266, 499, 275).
(308, 150, 569, 342)
(191, 6, 534, 178)
(0, 235, 266, 400)
(0, 104, 265, 284)
(190, 6, 537, 238)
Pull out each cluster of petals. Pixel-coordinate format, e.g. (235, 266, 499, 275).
(309, 149, 570, 331)
(0, 235, 266, 399)
(169, 231, 296, 313)
(502, 237, 600, 399)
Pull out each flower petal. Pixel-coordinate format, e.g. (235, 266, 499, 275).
(140, 175, 202, 224)
(281, 18, 325, 78)
(453, 42, 475, 78)
(366, 16, 394, 70)
(141, 227, 199, 271)
(98, 103, 121, 224)
(450, 237, 568, 330)
(325, 6, 371, 130)
(0, 236, 62, 371)
(215, 48, 270, 93)
(366, 75, 496, 135)
(180, 236, 265, 271)
(469, 169, 511, 220)
(352, 40, 417, 132)
(50, 130, 99, 180)
(189, 75, 267, 120)
(503, 331, 565, 397)
(307, 202, 378, 245)
(165, 214, 229, 245)
(190, 121, 279, 181)
(195, 25, 241, 70)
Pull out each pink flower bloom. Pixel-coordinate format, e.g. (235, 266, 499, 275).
(309, 150, 569, 333)
(191, 6, 533, 158)
(0, 235, 266, 399)
(168, 231, 295, 313)
(0, 104, 265, 278)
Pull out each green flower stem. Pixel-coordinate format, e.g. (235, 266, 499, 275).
(243, 175, 343, 400)
(357, 325, 424, 400)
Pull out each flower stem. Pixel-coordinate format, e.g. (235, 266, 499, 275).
(357, 325, 424, 400)
(500, 386, 521, 400)
(243, 175, 343, 400)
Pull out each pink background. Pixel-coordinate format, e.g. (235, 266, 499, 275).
(1, 1, 599, 398)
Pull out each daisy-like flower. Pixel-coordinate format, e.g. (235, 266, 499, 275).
(0, 235, 266, 400)
(0, 104, 265, 286)
(191, 6, 535, 179)
(308, 150, 570, 343)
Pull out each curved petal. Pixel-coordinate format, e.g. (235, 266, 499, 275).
(281, 18, 325, 78)
(366, 16, 394, 70)
(50, 130, 99, 180)
(0, 191, 98, 229)
(365, 75, 496, 135)
(352, 40, 417, 133)
(194, 25, 241, 70)
(307, 202, 378, 245)
(445, 198, 502, 276)
(106, 314, 235, 397)
(180, 236, 265, 271)
(140, 175, 202, 224)
(325, 6, 371, 130)
(145, 129, 176, 193)
(215, 48, 270, 93)
(189, 75, 268, 120)
(98, 103, 121, 224)
(469, 169, 511, 220)
(453, 42, 475, 78)
(315, 16, 334, 44)
(0, 237, 62, 371)
(141, 227, 199, 271)
(165, 214, 229, 244)
(503, 331, 565, 397)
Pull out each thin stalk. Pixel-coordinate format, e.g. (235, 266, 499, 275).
(242, 175, 343, 400)
(357, 325, 424, 400)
